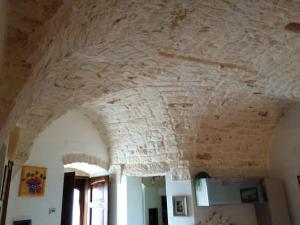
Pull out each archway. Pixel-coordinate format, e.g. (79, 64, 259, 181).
(5, 109, 109, 225)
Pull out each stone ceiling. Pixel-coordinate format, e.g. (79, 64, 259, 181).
(0, 0, 63, 127)
(1, 0, 300, 178)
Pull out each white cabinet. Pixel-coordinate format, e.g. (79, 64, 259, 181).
(195, 178, 292, 225)
(195, 178, 264, 206)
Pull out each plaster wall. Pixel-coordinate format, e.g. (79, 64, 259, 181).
(127, 176, 144, 225)
(6, 110, 108, 225)
(270, 104, 300, 225)
(109, 182, 118, 225)
(116, 175, 128, 225)
(194, 205, 258, 225)
(165, 173, 195, 225)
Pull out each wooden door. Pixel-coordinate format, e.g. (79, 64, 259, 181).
(149, 208, 158, 225)
(75, 178, 88, 225)
(0, 161, 13, 225)
(161, 196, 168, 225)
(61, 172, 75, 225)
(89, 176, 108, 225)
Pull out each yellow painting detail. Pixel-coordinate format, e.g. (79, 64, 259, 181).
(19, 165, 47, 197)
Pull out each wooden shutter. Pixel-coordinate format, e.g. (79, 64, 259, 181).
(0, 161, 14, 225)
(61, 172, 75, 225)
(88, 176, 108, 225)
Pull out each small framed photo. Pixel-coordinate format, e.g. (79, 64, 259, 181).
(173, 196, 188, 216)
(297, 176, 300, 185)
(240, 188, 258, 203)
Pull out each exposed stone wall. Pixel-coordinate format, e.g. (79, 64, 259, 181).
(0, 0, 65, 127)
(83, 88, 178, 165)
(0, 0, 7, 125)
(62, 153, 109, 171)
(1, 0, 300, 179)
(0, 0, 5, 63)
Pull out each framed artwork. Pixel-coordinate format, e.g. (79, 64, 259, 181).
(173, 196, 188, 216)
(19, 165, 47, 197)
(297, 176, 300, 186)
(240, 187, 258, 203)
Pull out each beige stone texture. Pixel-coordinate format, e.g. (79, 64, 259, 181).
(62, 153, 109, 171)
(1, 0, 300, 179)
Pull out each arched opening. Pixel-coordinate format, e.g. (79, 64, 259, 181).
(61, 153, 110, 225)
(5, 110, 110, 225)
(63, 153, 109, 177)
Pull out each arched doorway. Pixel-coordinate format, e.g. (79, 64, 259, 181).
(61, 154, 109, 225)
(5, 110, 110, 225)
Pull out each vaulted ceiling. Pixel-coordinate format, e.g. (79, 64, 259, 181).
(0, 0, 63, 127)
(1, 0, 299, 178)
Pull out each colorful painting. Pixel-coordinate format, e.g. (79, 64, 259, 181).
(19, 165, 47, 197)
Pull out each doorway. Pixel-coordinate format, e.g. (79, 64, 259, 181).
(142, 176, 168, 225)
(61, 173, 109, 225)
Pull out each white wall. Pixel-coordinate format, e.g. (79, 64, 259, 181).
(109, 181, 118, 225)
(6, 110, 109, 225)
(194, 205, 258, 225)
(270, 104, 300, 225)
(115, 175, 128, 225)
(127, 177, 144, 225)
(165, 173, 195, 225)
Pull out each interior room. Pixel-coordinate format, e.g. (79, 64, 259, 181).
(0, 0, 299, 225)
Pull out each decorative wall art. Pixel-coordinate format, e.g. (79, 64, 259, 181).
(240, 187, 258, 203)
(173, 196, 188, 216)
(19, 166, 47, 197)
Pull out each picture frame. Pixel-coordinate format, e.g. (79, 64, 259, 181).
(240, 187, 258, 203)
(19, 165, 47, 197)
(173, 196, 188, 216)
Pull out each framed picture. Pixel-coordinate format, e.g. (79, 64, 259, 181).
(19, 165, 47, 197)
(297, 176, 300, 186)
(240, 187, 258, 203)
(173, 196, 188, 216)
